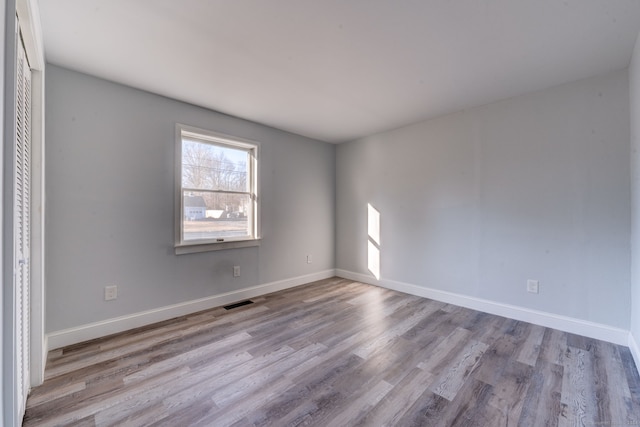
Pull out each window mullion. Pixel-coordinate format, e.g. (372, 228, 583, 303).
(182, 188, 251, 197)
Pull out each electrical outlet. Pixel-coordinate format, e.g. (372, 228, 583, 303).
(306, 255, 312, 264)
(104, 285, 118, 301)
(527, 280, 539, 294)
(233, 266, 240, 277)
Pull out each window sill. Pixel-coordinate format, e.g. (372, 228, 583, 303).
(175, 238, 261, 255)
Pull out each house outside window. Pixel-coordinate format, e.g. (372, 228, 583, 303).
(184, 195, 207, 220)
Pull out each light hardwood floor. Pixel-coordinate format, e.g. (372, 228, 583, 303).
(24, 277, 640, 426)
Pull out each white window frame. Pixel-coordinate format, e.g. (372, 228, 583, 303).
(175, 124, 260, 254)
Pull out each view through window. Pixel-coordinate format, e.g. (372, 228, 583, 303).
(178, 126, 258, 244)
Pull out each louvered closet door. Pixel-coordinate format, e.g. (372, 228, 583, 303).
(15, 30, 32, 415)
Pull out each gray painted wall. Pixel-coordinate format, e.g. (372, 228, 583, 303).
(45, 65, 335, 332)
(630, 33, 640, 343)
(337, 69, 631, 329)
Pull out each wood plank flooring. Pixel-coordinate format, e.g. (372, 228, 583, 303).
(23, 278, 640, 426)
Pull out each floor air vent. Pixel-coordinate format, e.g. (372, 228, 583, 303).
(224, 300, 254, 310)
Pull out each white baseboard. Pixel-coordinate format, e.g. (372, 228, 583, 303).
(336, 269, 629, 346)
(629, 332, 640, 372)
(47, 269, 336, 350)
(48, 268, 632, 351)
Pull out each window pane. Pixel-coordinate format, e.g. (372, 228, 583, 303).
(182, 138, 249, 192)
(183, 191, 251, 241)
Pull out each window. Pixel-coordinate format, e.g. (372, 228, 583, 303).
(176, 125, 259, 253)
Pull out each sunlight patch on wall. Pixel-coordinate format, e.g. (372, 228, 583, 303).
(368, 203, 381, 279)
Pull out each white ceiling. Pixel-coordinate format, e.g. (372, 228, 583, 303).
(39, 0, 640, 143)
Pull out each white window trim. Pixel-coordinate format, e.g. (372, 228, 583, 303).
(175, 124, 260, 254)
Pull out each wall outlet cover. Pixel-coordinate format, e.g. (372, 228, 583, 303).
(104, 285, 118, 301)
